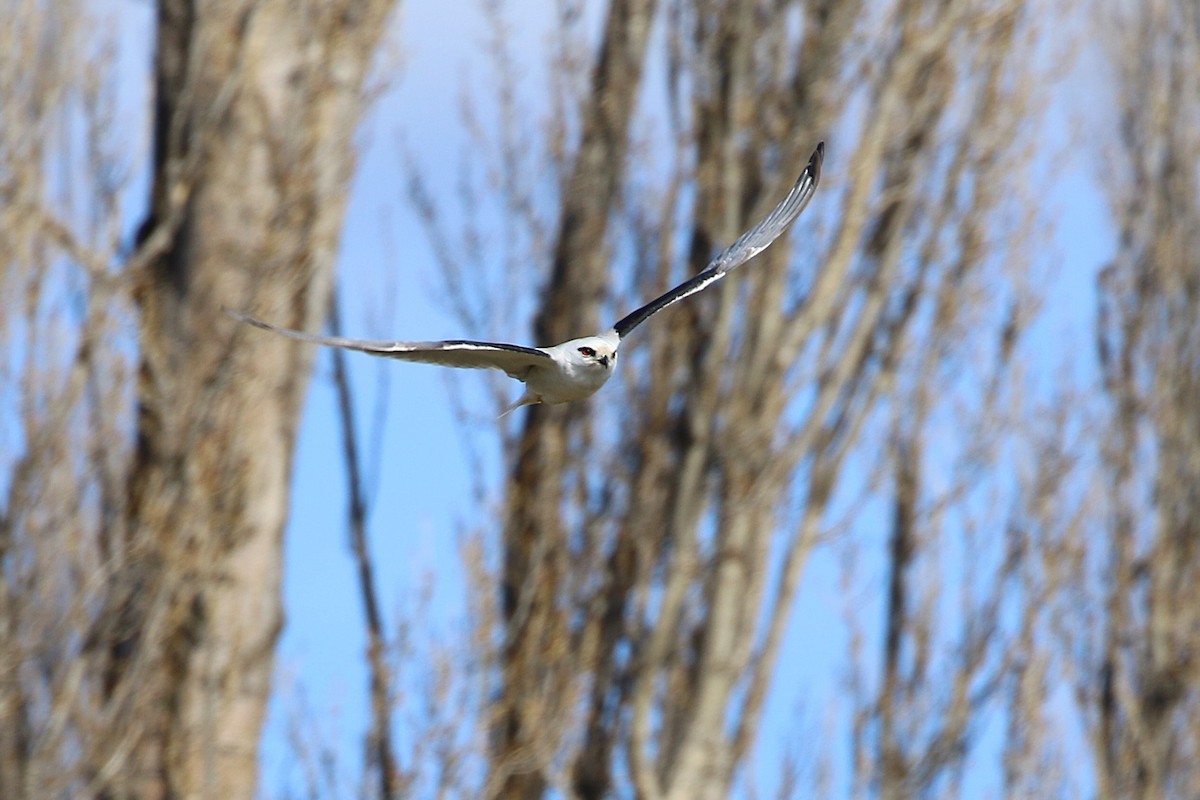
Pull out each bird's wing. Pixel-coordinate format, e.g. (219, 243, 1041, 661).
(611, 141, 824, 340)
(228, 311, 554, 381)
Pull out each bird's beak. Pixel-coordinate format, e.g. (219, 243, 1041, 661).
(600, 356, 610, 367)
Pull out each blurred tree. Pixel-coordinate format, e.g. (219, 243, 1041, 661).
(9, 0, 1200, 797)
(0, 0, 395, 797)
(412, 0, 1046, 797)
(1087, 0, 1200, 796)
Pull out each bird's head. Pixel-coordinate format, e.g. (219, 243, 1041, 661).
(561, 333, 619, 370)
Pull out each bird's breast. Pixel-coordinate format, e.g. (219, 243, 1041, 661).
(525, 359, 612, 404)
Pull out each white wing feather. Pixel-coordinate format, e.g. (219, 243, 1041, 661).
(227, 310, 554, 381)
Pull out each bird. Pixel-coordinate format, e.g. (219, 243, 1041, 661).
(230, 142, 823, 417)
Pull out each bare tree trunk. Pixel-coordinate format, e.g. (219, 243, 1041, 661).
(87, 1, 396, 797)
(1090, 1, 1200, 796)
(879, 436, 918, 800)
(455, 0, 1045, 797)
(491, 2, 658, 797)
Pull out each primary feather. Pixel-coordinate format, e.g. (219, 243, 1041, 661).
(611, 142, 823, 339)
(226, 310, 553, 380)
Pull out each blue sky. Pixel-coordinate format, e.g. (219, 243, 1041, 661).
(85, 0, 1117, 795)
(262, 4, 570, 793)
(262, 2, 1117, 796)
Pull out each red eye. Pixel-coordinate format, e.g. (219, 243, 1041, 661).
(578, 346, 596, 357)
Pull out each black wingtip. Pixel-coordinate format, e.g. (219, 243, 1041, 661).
(809, 141, 825, 185)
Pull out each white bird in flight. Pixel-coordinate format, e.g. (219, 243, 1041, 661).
(231, 142, 823, 416)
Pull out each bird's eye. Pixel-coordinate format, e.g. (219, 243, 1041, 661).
(578, 346, 596, 357)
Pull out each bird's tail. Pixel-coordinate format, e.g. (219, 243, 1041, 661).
(498, 393, 538, 419)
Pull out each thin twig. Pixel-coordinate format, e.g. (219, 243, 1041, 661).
(329, 287, 401, 800)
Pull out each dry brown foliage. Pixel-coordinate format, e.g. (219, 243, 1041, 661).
(0, 0, 397, 796)
(410, 1, 1057, 798)
(5, 0, 1200, 798)
(1082, 0, 1200, 796)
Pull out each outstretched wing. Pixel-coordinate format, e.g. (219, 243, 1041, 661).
(228, 310, 554, 381)
(611, 141, 824, 340)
